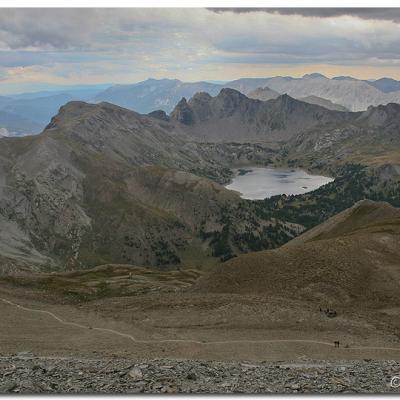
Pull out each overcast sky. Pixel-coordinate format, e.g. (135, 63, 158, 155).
(1, 8, 400, 93)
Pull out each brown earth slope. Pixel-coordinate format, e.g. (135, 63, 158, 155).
(1, 201, 400, 362)
(195, 200, 400, 308)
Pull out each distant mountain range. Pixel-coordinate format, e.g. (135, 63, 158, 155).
(0, 85, 110, 136)
(0, 109, 42, 136)
(367, 77, 400, 93)
(92, 79, 222, 114)
(247, 87, 349, 111)
(2, 74, 400, 137)
(249, 74, 400, 112)
(92, 74, 400, 114)
(297, 95, 349, 112)
(247, 87, 280, 102)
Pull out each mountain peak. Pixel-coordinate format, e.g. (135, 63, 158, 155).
(367, 77, 400, 93)
(302, 73, 327, 79)
(373, 77, 397, 83)
(176, 97, 188, 106)
(44, 100, 141, 132)
(189, 92, 213, 103)
(45, 101, 94, 130)
(247, 86, 280, 102)
(332, 75, 357, 81)
(147, 109, 170, 121)
(218, 87, 247, 98)
(359, 101, 400, 126)
(143, 77, 180, 83)
(170, 97, 194, 125)
(275, 93, 296, 104)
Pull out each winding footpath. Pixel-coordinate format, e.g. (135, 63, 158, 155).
(2, 297, 400, 352)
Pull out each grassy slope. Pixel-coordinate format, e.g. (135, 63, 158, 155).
(194, 200, 400, 308)
(0, 264, 202, 303)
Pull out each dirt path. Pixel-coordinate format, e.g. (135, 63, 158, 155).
(2, 297, 400, 352)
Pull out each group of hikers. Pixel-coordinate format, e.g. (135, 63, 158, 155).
(319, 307, 340, 348)
(319, 307, 337, 318)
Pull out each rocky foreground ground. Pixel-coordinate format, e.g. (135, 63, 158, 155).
(1, 355, 400, 393)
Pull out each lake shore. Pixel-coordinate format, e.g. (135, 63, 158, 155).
(225, 166, 334, 200)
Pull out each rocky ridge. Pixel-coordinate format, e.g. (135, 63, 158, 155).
(1, 355, 399, 393)
(170, 89, 353, 142)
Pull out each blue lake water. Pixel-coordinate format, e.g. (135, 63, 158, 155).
(225, 167, 334, 200)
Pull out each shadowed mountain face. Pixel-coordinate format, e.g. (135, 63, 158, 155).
(170, 89, 400, 172)
(170, 89, 354, 142)
(41, 101, 221, 174)
(0, 101, 299, 273)
(195, 200, 400, 308)
(281, 102, 400, 173)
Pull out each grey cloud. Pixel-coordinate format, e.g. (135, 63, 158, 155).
(0, 9, 117, 50)
(1, 8, 400, 86)
(209, 8, 400, 23)
(0, 51, 108, 68)
(206, 20, 400, 66)
(0, 9, 199, 52)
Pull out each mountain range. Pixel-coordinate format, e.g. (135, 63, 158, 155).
(3, 74, 400, 137)
(93, 75, 400, 113)
(92, 79, 222, 115)
(0, 85, 110, 136)
(170, 90, 353, 142)
(247, 87, 349, 112)
(170, 89, 400, 170)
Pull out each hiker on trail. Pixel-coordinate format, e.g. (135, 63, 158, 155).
(325, 309, 337, 318)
